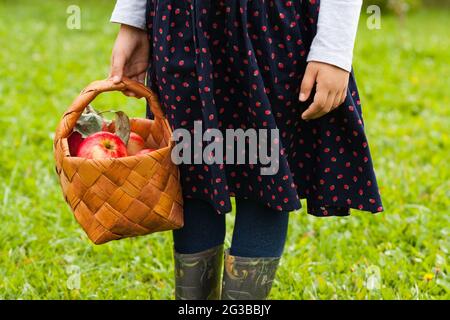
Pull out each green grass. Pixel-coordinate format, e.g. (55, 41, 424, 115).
(0, 0, 449, 299)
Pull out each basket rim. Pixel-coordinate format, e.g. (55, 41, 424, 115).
(53, 78, 172, 147)
(58, 117, 157, 140)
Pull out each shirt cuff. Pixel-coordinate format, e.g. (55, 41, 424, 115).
(110, 0, 147, 30)
(307, 48, 353, 72)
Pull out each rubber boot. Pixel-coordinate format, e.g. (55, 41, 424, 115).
(174, 245, 223, 300)
(221, 249, 281, 300)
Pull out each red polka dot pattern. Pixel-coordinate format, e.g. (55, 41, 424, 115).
(145, 0, 383, 216)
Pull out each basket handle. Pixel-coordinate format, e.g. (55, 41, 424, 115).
(54, 77, 170, 142)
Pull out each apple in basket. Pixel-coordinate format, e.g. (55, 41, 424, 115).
(127, 132, 145, 156)
(77, 132, 127, 159)
(68, 131, 84, 156)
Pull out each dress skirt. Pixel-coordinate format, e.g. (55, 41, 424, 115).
(145, 0, 383, 216)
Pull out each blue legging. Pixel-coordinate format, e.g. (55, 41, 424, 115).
(173, 198, 289, 258)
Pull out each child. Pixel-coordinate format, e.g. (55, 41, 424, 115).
(110, 0, 382, 300)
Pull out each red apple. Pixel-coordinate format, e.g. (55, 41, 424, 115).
(68, 131, 84, 156)
(127, 132, 145, 156)
(77, 132, 127, 159)
(136, 148, 156, 155)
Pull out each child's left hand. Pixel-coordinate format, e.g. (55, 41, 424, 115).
(299, 61, 350, 120)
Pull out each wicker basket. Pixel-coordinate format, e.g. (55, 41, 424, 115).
(53, 78, 183, 244)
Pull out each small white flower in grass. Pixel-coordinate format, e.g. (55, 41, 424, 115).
(21, 283, 35, 297)
(436, 254, 445, 266)
(63, 255, 75, 263)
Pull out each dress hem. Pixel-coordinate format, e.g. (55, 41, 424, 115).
(183, 193, 384, 218)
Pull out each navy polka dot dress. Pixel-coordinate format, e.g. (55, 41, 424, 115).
(145, 0, 383, 216)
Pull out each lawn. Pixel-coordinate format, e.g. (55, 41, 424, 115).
(0, 0, 448, 299)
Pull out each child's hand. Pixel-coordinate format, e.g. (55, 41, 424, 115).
(299, 62, 350, 120)
(109, 24, 149, 96)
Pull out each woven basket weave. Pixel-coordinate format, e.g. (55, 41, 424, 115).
(53, 78, 183, 244)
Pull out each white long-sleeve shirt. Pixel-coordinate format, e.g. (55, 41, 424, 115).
(111, 0, 362, 72)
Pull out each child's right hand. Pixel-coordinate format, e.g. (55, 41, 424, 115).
(109, 24, 149, 96)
